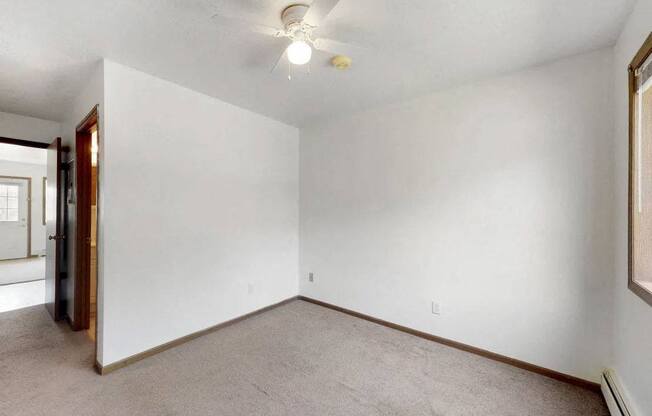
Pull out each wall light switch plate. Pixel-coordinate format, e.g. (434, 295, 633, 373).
(431, 301, 440, 315)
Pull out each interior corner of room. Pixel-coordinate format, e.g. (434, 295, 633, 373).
(1, 1, 651, 415)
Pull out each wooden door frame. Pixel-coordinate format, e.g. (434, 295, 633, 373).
(71, 105, 99, 332)
(0, 137, 67, 154)
(0, 175, 32, 260)
(0, 136, 50, 149)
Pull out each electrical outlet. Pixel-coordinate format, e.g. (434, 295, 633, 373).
(308, 272, 314, 282)
(431, 301, 440, 315)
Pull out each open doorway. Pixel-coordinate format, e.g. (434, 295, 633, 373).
(0, 142, 48, 313)
(69, 106, 100, 348)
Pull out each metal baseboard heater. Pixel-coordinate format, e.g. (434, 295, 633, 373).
(601, 369, 635, 416)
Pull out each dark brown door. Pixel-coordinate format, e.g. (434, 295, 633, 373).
(45, 137, 63, 320)
(73, 124, 93, 330)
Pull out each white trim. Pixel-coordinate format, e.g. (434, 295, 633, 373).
(636, 89, 643, 212)
(601, 369, 635, 416)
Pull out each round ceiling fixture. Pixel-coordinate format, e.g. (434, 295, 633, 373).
(331, 55, 352, 70)
(287, 40, 312, 65)
(212, 1, 361, 73)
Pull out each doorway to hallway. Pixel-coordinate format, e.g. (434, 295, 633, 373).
(0, 142, 50, 313)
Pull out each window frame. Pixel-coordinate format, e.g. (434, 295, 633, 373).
(42, 177, 47, 225)
(628, 31, 652, 307)
(0, 182, 20, 222)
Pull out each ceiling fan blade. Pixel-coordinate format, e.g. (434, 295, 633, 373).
(313, 38, 364, 56)
(270, 42, 290, 73)
(211, 14, 284, 38)
(303, 0, 341, 27)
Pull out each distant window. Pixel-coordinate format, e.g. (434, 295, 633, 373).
(0, 184, 19, 222)
(629, 32, 652, 306)
(91, 127, 98, 167)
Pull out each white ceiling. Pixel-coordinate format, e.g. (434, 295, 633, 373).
(0, 0, 635, 127)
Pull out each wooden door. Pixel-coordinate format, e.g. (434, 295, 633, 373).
(45, 137, 63, 320)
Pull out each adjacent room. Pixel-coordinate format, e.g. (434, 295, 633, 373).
(0, 143, 48, 313)
(0, 1, 651, 415)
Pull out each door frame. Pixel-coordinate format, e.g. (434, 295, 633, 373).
(1, 136, 64, 320)
(71, 105, 99, 334)
(0, 136, 50, 149)
(0, 175, 32, 260)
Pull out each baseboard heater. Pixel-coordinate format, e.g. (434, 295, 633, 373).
(601, 369, 634, 416)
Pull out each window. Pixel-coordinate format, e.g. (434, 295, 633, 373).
(629, 32, 652, 306)
(91, 127, 98, 167)
(0, 183, 19, 222)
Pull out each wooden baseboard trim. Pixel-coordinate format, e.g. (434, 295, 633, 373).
(95, 295, 600, 392)
(0, 278, 45, 287)
(95, 296, 299, 375)
(0, 255, 35, 262)
(297, 296, 601, 393)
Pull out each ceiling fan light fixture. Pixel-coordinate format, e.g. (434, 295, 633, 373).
(287, 40, 312, 65)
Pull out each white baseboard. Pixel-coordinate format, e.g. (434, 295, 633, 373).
(602, 369, 635, 416)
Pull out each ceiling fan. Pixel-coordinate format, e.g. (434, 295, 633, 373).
(211, 0, 360, 73)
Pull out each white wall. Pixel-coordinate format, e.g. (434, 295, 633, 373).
(0, 160, 47, 256)
(0, 111, 60, 144)
(100, 60, 299, 365)
(611, 0, 652, 413)
(0, 144, 47, 165)
(300, 49, 614, 382)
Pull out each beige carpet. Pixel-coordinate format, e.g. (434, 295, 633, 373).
(0, 300, 607, 416)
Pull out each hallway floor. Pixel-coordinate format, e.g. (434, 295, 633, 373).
(0, 256, 45, 285)
(0, 280, 44, 313)
(0, 301, 608, 416)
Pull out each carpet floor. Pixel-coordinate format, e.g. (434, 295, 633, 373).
(0, 300, 607, 416)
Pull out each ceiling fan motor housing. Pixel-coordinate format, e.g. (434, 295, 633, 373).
(282, 4, 310, 30)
